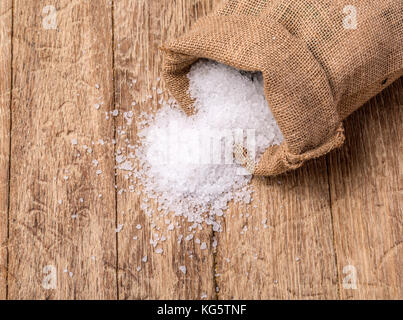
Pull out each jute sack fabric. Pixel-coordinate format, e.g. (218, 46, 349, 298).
(162, 0, 403, 176)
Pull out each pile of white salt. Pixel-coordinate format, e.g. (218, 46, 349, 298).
(134, 60, 283, 230)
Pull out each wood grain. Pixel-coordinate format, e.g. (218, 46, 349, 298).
(113, 0, 218, 300)
(215, 161, 339, 299)
(0, 0, 401, 300)
(328, 79, 403, 299)
(0, 0, 12, 300)
(7, 0, 117, 299)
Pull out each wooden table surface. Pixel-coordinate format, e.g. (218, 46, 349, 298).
(0, 0, 401, 300)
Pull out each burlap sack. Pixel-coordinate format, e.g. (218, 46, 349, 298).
(162, 0, 403, 176)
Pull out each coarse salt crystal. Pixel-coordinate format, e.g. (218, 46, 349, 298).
(179, 266, 187, 274)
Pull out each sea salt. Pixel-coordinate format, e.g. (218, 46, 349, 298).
(179, 266, 187, 274)
(130, 60, 283, 231)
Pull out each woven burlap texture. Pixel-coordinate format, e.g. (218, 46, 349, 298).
(162, 0, 403, 176)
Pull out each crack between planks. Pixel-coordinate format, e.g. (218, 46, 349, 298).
(212, 227, 219, 300)
(325, 155, 341, 299)
(111, 0, 119, 301)
(5, 0, 15, 301)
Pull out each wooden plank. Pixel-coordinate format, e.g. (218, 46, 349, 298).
(328, 79, 403, 299)
(113, 0, 218, 299)
(0, 0, 12, 300)
(8, 0, 117, 299)
(215, 160, 339, 299)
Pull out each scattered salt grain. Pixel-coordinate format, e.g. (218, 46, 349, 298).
(136, 224, 142, 230)
(155, 248, 163, 254)
(179, 266, 187, 274)
(115, 224, 124, 233)
(116, 154, 126, 164)
(240, 226, 248, 234)
(71, 138, 78, 145)
(142, 255, 148, 263)
(212, 237, 218, 248)
(118, 160, 133, 171)
(200, 242, 207, 250)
